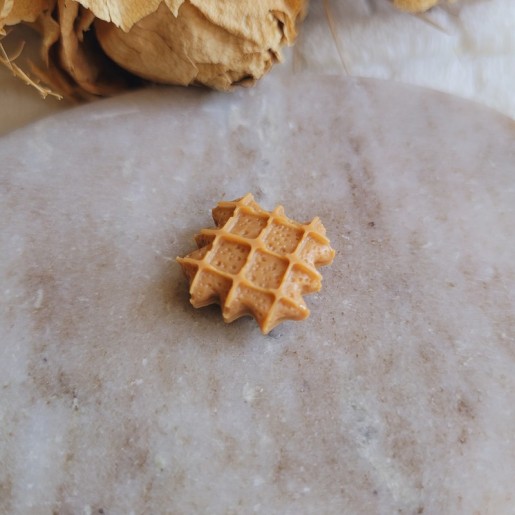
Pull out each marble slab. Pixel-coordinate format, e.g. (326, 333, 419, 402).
(1, 76, 515, 514)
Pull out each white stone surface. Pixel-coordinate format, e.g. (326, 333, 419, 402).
(1, 76, 514, 514)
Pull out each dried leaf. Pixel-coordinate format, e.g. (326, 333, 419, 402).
(57, 0, 128, 96)
(27, 0, 139, 100)
(0, 0, 50, 29)
(75, 0, 184, 31)
(187, 0, 306, 46)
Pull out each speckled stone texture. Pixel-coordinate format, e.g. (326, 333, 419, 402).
(1, 76, 514, 514)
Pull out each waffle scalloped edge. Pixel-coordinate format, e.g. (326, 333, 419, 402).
(177, 194, 336, 334)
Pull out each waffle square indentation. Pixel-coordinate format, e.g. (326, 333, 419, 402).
(230, 211, 268, 238)
(211, 239, 251, 274)
(283, 265, 321, 299)
(264, 221, 304, 255)
(192, 269, 233, 306)
(233, 285, 275, 323)
(246, 250, 289, 289)
(298, 235, 334, 266)
(177, 194, 335, 334)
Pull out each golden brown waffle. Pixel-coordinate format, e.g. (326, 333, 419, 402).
(177, 194, 335, 334)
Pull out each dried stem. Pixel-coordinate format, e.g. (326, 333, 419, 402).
(0, 33, 62, 99)
(322, 0, 348, 74)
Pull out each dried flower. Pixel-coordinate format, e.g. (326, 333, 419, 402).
(1, 0, 307, 99)
(1, 0, 451, 100)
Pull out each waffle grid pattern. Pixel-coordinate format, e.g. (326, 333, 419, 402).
(177, 194, 335, 334)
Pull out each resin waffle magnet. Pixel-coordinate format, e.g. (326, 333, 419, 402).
(177, 194, 335, 334)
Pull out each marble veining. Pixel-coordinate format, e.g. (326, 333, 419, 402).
(1, 76, 515, 514)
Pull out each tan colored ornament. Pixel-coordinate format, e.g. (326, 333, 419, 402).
(177, 194, 335, 334)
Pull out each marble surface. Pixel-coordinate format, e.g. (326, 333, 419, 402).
(1, 76, 515, 514)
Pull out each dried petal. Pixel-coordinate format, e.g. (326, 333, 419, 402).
(18, 0, 137, 100)
(56, 0, 128, 96)
(0, 0, 50, 30)
(75, 0, 185, 31)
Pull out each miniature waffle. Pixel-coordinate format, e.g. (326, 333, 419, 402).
(177, 194, 335, 334)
